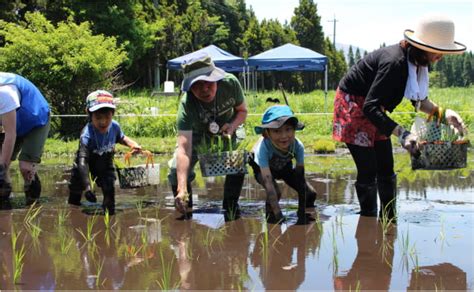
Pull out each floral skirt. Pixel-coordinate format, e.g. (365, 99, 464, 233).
(332, 88, 388, 147)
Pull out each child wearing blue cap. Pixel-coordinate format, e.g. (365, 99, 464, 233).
(250, 105, 317, 224)
(68, 90, 141, 215)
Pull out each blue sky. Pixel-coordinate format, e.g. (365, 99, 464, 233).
(245, 0, 473, 52)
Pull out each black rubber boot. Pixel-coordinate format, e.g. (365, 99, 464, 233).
(304, 186, 317, 208)
(223, 174, 245, 222)
(0, 183, 12, 210)
(102, 178, 116, 215)
(68, 190, 82, 206)
(25, 174, 41, 206)
(378, 175, 397, 222)
(355, 181, 378, 217)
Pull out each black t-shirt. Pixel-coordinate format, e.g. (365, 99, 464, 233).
(339, 44, 409, 136)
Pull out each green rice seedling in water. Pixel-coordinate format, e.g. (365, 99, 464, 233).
(11, 226, 26, 284)
(95, 259, 106, 288)
(409, 244, 420, 274)
(331, 222, 339, 275)
(60, 233, 75, 255)
(76, 214, 100, 243)
(349, 280, 361, 292)
(57, 208, 70, 227)
(156, 246, 180, 290)
(315, 212, 323, 233)
(135, 200, 144, 218)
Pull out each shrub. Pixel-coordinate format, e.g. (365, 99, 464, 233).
(0, 12, 127, 138)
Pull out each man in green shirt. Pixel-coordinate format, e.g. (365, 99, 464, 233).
(168, 53, 248, 221)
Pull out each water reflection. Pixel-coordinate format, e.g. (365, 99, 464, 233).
(169, 216, 252, 290)
(0, 154, 472, 290)
(251, 222, 322, 290)
(407, 263, 467, 290)
(334, 216, 396, 290)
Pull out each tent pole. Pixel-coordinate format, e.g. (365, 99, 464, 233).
(324, 64, 328, 113)
(166, 69, 169, 81)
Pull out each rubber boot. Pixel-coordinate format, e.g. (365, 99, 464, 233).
(25, 174, 41, 206)
(102, 184, 116, 216)
(223, 174, 244, 222)
(304, 183, 317, 208)
(0, 183, 12, 210)
(68, 189, 83, 206)
(378, 175, 397, 222)
(171, 183, 193, 219)
(355, 181, 378, 217)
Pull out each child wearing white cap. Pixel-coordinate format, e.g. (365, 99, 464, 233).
(68, 90, 141, 215)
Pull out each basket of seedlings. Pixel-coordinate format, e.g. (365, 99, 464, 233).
(410, 115, 469, 170)
(116, 150, 158, 188)
(197, 134, 248, 177)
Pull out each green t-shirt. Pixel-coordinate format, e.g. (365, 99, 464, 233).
(176, 73, 245, 145)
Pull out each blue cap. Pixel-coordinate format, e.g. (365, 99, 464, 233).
(255, 105, 304, 134)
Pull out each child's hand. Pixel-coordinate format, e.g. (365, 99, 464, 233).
(131, 144, 142, 154)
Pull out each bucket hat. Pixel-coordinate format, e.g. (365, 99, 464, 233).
(86, 90, 116, 112)
(404, 14, 466, 54)
(255, 105, 304, 134)
(181, 52, 226, 91)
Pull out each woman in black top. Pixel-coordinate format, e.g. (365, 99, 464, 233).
(333, 14, 467, 221)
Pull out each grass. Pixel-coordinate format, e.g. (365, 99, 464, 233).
(331, 221, 339, 275)
(44, 86, 474, 156)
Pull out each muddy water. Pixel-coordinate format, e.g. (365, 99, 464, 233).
(0, 153, 473, 290)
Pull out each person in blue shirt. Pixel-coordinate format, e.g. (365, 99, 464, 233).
(68, 90, 141, 215)
(249, 105, 317, 224)
(0, 72, 50, 209)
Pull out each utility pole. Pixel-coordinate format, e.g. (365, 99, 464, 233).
(328, 14, 338, 48)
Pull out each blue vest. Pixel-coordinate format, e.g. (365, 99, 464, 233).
(0, 73, 50, 137)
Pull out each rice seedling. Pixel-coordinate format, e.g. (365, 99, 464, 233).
(57, 208, 70, 227)
(380, 198, 396, 233)
(331, 221, 339, 275)
(315, 212, 323, 233)
(409, 244, 420, 274)
(76, 214, 100, 243)
(156, 246, 180, 290)
(59, 233, 75, 255)
(23, 203, 43, 245)
(11, 226, 26, 284)
(94, 259, 107, 288)
(136, 200, 145, 217)
(259, 212, 270, 264)
(349, 280, 361, 292)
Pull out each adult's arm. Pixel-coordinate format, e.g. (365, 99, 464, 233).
(175, 130, 193, 213)
(0, 110, 17, 169)
(221, 101, 248, 136)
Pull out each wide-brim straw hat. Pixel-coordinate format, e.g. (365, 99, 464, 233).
(404, 14, 466, 54)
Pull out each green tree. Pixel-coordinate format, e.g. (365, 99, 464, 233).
(0, 12, 127, 137)
(355, 47, 361, 64)
(347, 45, 355, 68)
(291, 0, 325, 92)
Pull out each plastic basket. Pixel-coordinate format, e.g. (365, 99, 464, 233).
(198, 150, 248, 177)
(410, 117, 469, 170)
(116, 150, 157, 188)
(411, 141, 468, 170)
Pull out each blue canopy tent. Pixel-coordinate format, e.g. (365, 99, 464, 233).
(247, 43, 329, 109)
(166, 44, 248, 90)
